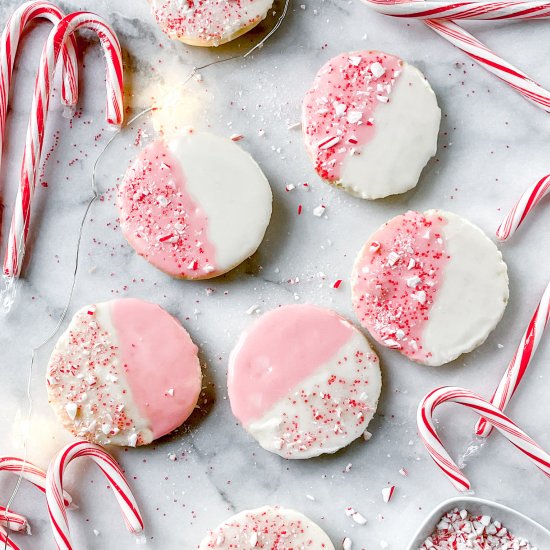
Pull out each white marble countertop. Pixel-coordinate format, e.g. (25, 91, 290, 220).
(1, 0, 550, 548)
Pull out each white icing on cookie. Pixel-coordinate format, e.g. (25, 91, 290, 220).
(422, 210, 510, 365)
(302, 51, 441, 199)
(228, 304, 382, 459)
(117, 129, 272, 279)
(351, 210, 509, 366)
(168, 131, 272, 271)
(47, 299, 202, 446)
(199, 506, 335, 549)
(149, 0, 275, 47)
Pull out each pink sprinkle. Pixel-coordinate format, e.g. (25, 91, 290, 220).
(332, 279, 343, 289)
(298, 204, 303, 215)
(158, 233, 174, 243)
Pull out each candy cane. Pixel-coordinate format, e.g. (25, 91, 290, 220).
(473, 281, 550, 437)
(366, 0, 550, 20)
(418, 386, 550, 491)
(0, 457, 71, 506)
(3, 11, 123, 278)
(496, 174, 550, 240)
(0, 1, 80, 174)
(362, 0, 550, 112)
(46, 440, 143, 550)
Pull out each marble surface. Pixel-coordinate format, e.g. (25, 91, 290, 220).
(1, 0, 550, 548)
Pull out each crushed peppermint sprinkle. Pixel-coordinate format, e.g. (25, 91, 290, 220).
(200, 506, 333, 548)
(419, 508, 537, 550)
(149, 0, 272, 45)
(303, 51, 403, 181)
(313, 204, 327, 217)
(352, 211, 450, 363)
(346, 507, 367, 525)
(382, 485, 395, 503)
(47, 306, 145, 446)
(332, 279, 343, 289)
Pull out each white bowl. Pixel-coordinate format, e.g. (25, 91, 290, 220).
(406, 496, 550, 550)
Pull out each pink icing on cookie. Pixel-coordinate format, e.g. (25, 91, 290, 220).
(47, 299, 202, 446)
(117, 140, 217, 279)
(228, 304, 354, 425)
(111, 299, 202, 439)
(302, 51, 403, 181)
(351, 211, 450, 363)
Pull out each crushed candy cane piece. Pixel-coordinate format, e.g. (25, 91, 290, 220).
(419, 508, 536, 549)
(381, 485, 395, 503)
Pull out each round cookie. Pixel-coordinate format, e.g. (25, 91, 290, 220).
(199, 506, 335, 549)
(117, 129, 272, 280)
(228, 304, 382, 459)
(351, 210, 509, 366)
(302, 50, 441, 199)
(47, 299, 202, 446)
(148, 0, 275, 47)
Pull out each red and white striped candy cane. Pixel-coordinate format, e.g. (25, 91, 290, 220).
(3, 11, 123, 278)
(418, 386, 550, 491)
(0, 1, 80, 175)
(46, 440, 143, 550)
(362, 0, 550, 111)
(474, 280, 550, 437)
(366, 0, 550, 20)
(0, 456, 71, 506)
(496, 173, 550, 240)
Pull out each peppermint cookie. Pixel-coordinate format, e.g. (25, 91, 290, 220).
(351, 210, 509, 366)
(47, 299, 202, 446)
(149, 0, 275, 47)
(228, 304, 382, 459)
(302, 51, 441, 199)
(199, 506, 335, 549)
(117, 129, 272, 280)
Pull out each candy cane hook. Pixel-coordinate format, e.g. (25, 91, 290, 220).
(3, 11, 123, 279)
(418, 386, 550, 491)
(0, 1, 80, 174)
(46, 441, 143, 550)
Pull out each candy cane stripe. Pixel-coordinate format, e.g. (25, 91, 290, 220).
(3, 11, 123, 279)
(46, 440, 143, 550)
